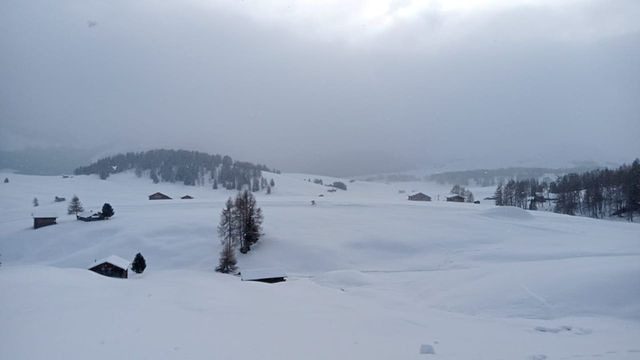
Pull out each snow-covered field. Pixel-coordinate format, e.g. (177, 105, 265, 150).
(1, 171, 639, 359)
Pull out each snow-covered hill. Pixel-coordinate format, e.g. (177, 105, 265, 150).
(1, 171, 639, 359)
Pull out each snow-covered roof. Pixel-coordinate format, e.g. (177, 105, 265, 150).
(31, 212, 57, 218)
(89, 255, 130, 270)
(241, 268, 287, 281)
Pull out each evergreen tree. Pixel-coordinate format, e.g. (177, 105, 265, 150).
(216, 198, 238, 273)
(3, 177, 8, 183)
(270, 178, 275, 187)
(234, 190, 263, 254)
(213, 178, 218, 190)
(494, 183, 504, 206)
(216, 239, 237, 274)
(33, 197, 39, 207)
(266, 185, 271, 194)
(67, 195, 84, 215)
(101, 203, 115, 218)
(131, 253, 147, 274)
(218, 198, 239, 247)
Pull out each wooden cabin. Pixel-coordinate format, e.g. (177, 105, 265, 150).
(76, 211, 104, 222)
(408, 192, 431, 201)
(241, 268, 287, 283)
(149, 192, 171, 200)
(33, 215, 57, 229)
(446, 195, 466, 202)
(89, 255, 130, 279)
(181, 195, 193, 199)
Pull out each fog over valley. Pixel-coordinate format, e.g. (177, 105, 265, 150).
(1, 0, 639, 174)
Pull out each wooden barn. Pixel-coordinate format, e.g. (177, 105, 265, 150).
(149, 192, 171, 200)
(241, 268, 287, 284)
(181, 195, 193, 199)
(33, 215, 57, 229)
(89, 255, 130, 279)
(446, 195, 466, 202)
(408, 192, 431, 201)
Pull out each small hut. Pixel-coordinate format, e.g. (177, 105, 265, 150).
(408, 192, 431, 201)
(33, 214, 57, 229)
(446, 195, 465, 202)
(89, 255, 130, 279)
(149, 192, 171, 200)
(181, 195, 193, 199)
(76, 211, 104, 222)
(241, 268, 287, 283)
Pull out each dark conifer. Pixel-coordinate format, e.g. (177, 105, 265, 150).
(131, 253, 146, 274)
(67, 195, 84, 215)
(101, 203, 114, 218)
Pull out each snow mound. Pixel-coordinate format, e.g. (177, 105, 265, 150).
(313, 270, 372, 288)
(481, 206, 534, 220)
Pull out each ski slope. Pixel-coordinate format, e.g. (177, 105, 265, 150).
(1, 171, 639, 359)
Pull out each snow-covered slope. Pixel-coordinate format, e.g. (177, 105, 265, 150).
(1, 171, 639, 359)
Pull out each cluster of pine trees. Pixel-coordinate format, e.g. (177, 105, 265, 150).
(494, 179, 547, 210)
(74, 149, 276, 190)
(494, 159, 640, 221)
(216, 190, 264, 273)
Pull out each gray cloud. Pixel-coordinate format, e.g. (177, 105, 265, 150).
(1, 0, 639, 176)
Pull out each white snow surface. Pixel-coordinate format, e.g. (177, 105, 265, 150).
(1, 171, 640, 359)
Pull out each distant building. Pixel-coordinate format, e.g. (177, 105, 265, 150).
(54, 196, 66, 202)
(241, 268, 287, 283)
(408, 192, 431, 201)
(446, 195, 465, 202)
(33, 215, 57, 229)
(89, 255, 130, 279)
(181, 195, 193, 199)
(149, 192, 171, 200)
(76, 211, 104, 222)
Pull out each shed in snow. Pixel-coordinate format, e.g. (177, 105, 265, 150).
(408, 192, 431, 201)
(181, 195, 193, 199)
(240, 268, 287, 283)
(89, 255, 130, 279)
(149, 192, 171, 200)
(76, 211, 104, 222)
(33, 215, 57, 229)
(446, 195, 465, 202)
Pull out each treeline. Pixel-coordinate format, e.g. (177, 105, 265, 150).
(494, 159, 640, 221)
(74, 149, 278, 190)
(429, 166, 596, 187)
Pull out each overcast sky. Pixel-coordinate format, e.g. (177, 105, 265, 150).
(1, 0, 639, 176)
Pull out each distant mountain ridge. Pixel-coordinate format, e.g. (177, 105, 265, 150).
(0, 147, 95, 175)
(427, 166, 600, 187)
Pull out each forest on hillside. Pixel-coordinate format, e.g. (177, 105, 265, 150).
(494, 159, 640, 221)
(74, 149, 277, 190)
